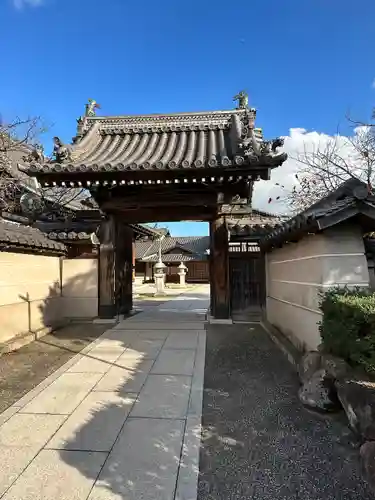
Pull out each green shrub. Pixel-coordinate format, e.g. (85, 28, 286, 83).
(319, 287, 375, 374)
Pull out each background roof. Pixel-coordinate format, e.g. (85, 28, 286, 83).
(0, 219, 66, 254)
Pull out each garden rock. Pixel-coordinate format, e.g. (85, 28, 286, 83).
(298, 368, 341, 412)
(360, 441, 375, 495)
(298, 351, 322, 384)
(337, 380, 375, 440)
(321, 354, 350, 381)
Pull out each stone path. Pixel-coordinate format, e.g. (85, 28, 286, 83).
(0, 324, 109, 414)
(0, 286, 209, 500)
(198, 323, 371, 500)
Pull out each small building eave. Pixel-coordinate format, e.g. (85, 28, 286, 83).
(260, 181, 375, 251)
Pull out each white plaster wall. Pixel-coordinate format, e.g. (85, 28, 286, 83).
(266, 223, 370, 351)
(61, 258, 98, 318)
(0, 253, 99, 347)
(0, 252, 62, 344)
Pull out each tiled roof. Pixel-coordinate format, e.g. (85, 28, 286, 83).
(46, 231, 93, 241)
(0, 219, 66, 254)
(135, 240, 154, 259)
(142, 253, 207, 263)
(19, 109, 287, 178)
(135, 236, 209, 261)
(222, 205, 284, 238)
(222, 205, 282, 219)
(34, 220, 158, 243)
(260, 179, 375, 250)
(151, 227, 171, 237)
(229, 223, 281, 237)
(129, 223, 160, 239)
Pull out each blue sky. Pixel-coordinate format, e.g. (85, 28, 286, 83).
(1, 0, 374, 236)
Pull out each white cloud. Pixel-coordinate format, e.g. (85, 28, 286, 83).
(252, 127, 356, 215)
(13, 0, 44, 9)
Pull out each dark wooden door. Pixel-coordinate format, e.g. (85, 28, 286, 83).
(229, 250, 265, 321)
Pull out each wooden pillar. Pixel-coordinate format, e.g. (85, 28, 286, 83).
(115, 223, 134, 315)
(98, 215, 116, 318)
(210, 216, 230, 319)
(132, 240, 136, 282)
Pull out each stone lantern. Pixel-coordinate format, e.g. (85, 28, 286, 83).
(153, 247, 166, 296)
(153, 260, 166, 295)
(178, 262, 188, 287)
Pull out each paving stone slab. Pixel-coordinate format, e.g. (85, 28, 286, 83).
(114, 352, 156, 369)
(0, 414, 67, 448)
(0, 324, 109, 414)
(93, 361, 154, 394)
(86, 345, 127, 356)
(89, 336, 128, 349)
(0, 406, 20, 426)
(151, 348, 196, 376)
(115, 353, 156, 371)
(0, 447, 40, 497)
(130, 374, 191, 419)
(67, 349, 124, 374)
(188, 330, 206, 418)
(88, 418, 185, 500)
(113, 322, 205, 330)
(19, 373, 103, 415)
(46, 392, 136, 452)
(103, 329, 169, 342)
(8, 340, 107, 411)
(122, 338, 164, 359)
(130, 315, 205, 322)
(175, 415, 202, 500)
(1, 449, 107, 500)
(164, 331, 199, 350)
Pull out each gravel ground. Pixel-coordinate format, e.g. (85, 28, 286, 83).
(0, 323, 108, 413)
(198, 323, 371, 500)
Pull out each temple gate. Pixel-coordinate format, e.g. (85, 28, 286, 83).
(20, 94, 287, 320)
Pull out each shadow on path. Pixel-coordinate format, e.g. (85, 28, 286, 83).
(52, 327, 195, 499)
(0, 323, 108, 413)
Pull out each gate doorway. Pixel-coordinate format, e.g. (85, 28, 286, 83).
(21, 101, 286, 321)
(229, 241, 265, 322)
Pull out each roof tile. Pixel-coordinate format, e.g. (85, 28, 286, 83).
(0, 220, 66, 254)
(135, 236, 209, 261)
(19, 109, 287, 176)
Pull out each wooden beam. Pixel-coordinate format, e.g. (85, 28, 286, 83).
(36, 164, 273, 187)
(94, 180, 252, 214)
(101, 206, 218, 223)
(210, 217, 230, 319)
(115, 223, 133, 315)
(98, 215, 116, 318)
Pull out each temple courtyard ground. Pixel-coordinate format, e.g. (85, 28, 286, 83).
(0, 285, 371, 499)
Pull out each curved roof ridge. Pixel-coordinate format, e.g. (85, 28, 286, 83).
(86, 108, 250, 121)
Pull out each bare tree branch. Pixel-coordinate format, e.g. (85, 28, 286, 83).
(0, 115, 88, 220)
(269, 112, 375, 213)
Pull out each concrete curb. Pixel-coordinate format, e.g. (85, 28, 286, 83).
(175, 329, 206, 500)
(1, 331, 110, 424)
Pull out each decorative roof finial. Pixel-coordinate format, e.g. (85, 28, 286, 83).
(73, 99, 101, 143)
(22, 144, 44, 164)
(85, 98, 101, 117)
(233, 90, 249, 110)
(52, 136, 72, 163)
